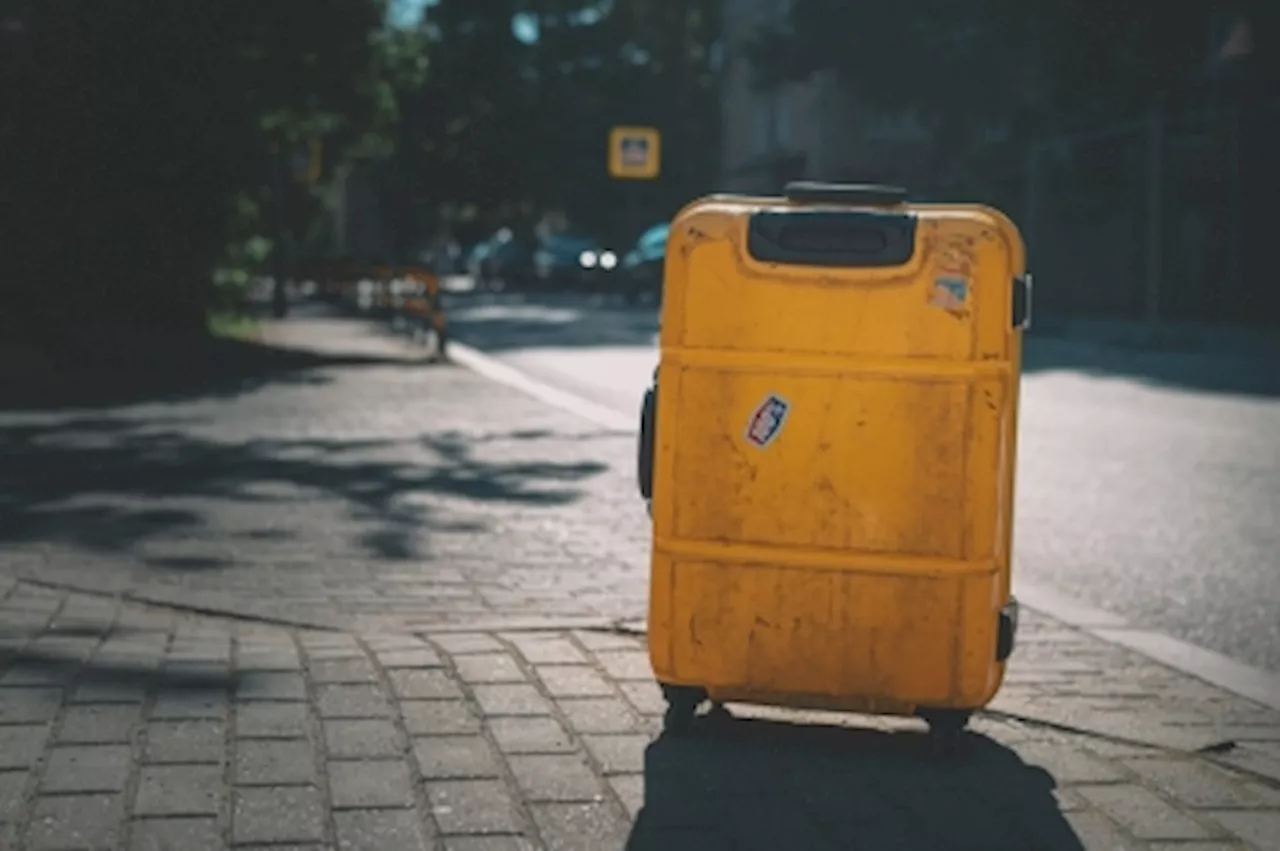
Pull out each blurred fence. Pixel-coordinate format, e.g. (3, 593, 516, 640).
(980, 97, 1280, 327)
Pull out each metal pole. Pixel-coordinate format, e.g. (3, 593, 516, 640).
(1144, 96, 1164, 330)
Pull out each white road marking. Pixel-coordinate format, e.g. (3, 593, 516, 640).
(447, 342, 636, 432)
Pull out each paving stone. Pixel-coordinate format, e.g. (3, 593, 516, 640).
(26, 794, 120, 850)
(51, 704, 137, 745)
(144, 720, 226, 764)
(1125, 756, 1273, 809)
(1014, 742, 1129, 784)
(236, 738, 318, 785)
(375, 649, 443, 669)
(453, 653, 527, 684)
(149, 692, 228, 721)
(619, 682, 664, 716)
(335, 808, 432, 851)
(0, 687, 62, 723)
(325, 718, 403, 759)
(1242, 780, 1280, 807)
(414, 736, 502, 779)
(304, 647, 369, 663)
(236, 701, 309, 738)
(427, 780, 521, 835)
(1081, 740, 1165, 759)
(582, 735, 648, 775)
(396, 698, 479, 735)
(300, 636, 362, 652)
(1076, 783, 1211, 840)
(128, 817, 223, 851)
(0, 770, 28, 822)
(535, 667, 613, 698)
(432, 634, 504, 655)
(1204, 810, 1280, 848)
(443, 838, 540, 851)
(488, 717, 576, 754)
(163, 662, 231, 687)
(1146, 845, 1249, 851)
(0, 723, 49, 769)
(529, 802, 631, 851)
(557, 699, 642, 735)
(233, 785, 326, 844)
(1055, 810, 1143, 850)
(69, 680, 149, 704)
(1051, 786, 1090, 812)
(310, 659, 378, 684)
(508, 754, 605, 802)
(237, 650, 303, 672)
(134, 765, 224, 816)
(1216, 743, 1280, 785)
(237, 671, 307, 700)
(571, 632, 641, 652)
(42, 744, 131, 793)
(607, 774, 643, 819)
(389, 669, 465, 700)
(329, 759, 415, 809)
(471, 685, 553, 717)
(318, 684, 393, 718)
(505, 636, 587, 665)
(590, 651, 652, 682)
(2, 663, 78, 686)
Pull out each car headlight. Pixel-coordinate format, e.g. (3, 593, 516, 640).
(599, 251, 617, 270)
(579, 250, 598, 268)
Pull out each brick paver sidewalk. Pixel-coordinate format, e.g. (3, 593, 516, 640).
(1, 308, 1278, 849)
(2, 578, 1279, 850)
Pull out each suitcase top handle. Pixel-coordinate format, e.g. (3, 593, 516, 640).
(784, 181, 908, 207)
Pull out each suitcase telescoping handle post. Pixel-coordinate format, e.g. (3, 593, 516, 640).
(750, 182, 916, 268)
(784, 181, 908, 207)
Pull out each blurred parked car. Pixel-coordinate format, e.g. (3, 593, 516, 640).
(465, 241, 493, 284)
(532, 231, 619, 290)
(620, 221, 669, 303)
(472, 228, 534, 291)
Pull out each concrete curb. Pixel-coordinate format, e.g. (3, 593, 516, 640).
(451, 336, 1280, 713)
(1015, 579, 1280, 712)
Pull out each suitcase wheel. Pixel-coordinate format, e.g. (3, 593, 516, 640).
(660, 684, 707, 735)
(919, 708, 972, 757)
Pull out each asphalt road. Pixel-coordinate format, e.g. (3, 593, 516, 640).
(445, 289, 1280, 674)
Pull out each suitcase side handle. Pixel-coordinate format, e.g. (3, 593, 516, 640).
(747, 210, 917, 268)
(785, 181, 908, 206)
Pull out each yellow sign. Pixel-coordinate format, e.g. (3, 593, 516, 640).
(609, 126, 660, 179)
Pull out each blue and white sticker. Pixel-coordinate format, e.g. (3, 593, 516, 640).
(745, 393, 790, 448)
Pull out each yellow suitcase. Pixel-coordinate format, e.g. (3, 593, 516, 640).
(637, 182, 1031, 749)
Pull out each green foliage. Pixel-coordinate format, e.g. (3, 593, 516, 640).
(754, 0, 1231, 135)
(4, 0, 733, 353)
(3, 0, 409, 349)
(413, 0, 723, 242)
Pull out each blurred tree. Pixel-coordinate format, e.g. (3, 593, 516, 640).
(2, 0, 406, 355)
(408, 0, 721, 247)
(751, 1, 1226, 186)
(414, 0, 538, 223)
(538, 0, 723, 241)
